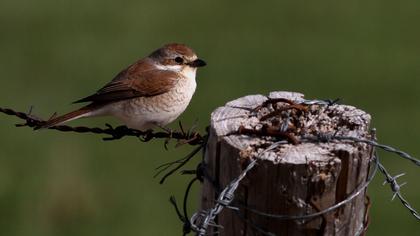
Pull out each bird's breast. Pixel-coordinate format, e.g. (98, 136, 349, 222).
(138, 74, 196, 113)
(111, 75, 196, 129)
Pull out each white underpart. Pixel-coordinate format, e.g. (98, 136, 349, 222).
(92, 66, 198, 131)
(155, 64, 183, 72)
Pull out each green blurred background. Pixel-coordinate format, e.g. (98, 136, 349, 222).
(0, 0, 419, 235)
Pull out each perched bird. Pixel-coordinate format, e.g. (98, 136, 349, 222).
(40, 43, 206, 131)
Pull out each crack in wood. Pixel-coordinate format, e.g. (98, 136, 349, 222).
(200, 91, 372, 236)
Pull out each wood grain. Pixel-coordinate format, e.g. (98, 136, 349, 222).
(200, 91, 373, 236)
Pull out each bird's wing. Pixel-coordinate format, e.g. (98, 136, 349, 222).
(73, 68, 179, 104)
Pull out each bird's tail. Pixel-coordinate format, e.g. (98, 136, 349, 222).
(38, 105, 96, 129)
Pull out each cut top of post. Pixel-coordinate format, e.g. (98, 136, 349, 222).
(210, 91, 371, 164)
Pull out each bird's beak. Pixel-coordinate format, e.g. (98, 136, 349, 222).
(188, 59, 207, 68)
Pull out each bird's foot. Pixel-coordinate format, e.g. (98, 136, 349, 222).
(152, 125, 174, 150)
(103, 123, 133, 140)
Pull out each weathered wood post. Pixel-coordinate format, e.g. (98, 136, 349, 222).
(200, 91, 373, 235)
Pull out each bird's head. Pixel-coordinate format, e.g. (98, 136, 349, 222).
(149, 43, 206, 74)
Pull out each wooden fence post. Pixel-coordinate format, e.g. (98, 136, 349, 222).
(200, 91, 373, 236)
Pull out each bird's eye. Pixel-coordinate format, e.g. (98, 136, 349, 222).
(174, 57, 183, 64)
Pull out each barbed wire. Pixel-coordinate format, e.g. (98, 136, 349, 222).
(302, 134, 420, 167)
(228, 153, 378, 221)
(183, 132, 419, 235)
(179, 97, 420, 235)
(2, 99, 419, 235)
(376, 160, 420, 219)
(190, 159, 255, 235)
(0, 106, 204, 144)
(188, 112, 293, 235)
(155, 144, 205, 184)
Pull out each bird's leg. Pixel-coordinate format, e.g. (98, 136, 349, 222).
(153, 124, 174, 150)
(155, 124, 173, 135)
(102, 123, 136, 141)
(178, 120, 198, 136)
(137, 129, 155, 142)
(178, 120, 186, 135)
(173, 120, 203, 147)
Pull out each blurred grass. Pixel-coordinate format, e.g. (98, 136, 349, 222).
(0, 0, 419, 235)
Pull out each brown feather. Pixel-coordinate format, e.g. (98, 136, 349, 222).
(74, 59, 179, 104)
(39, 104, 99, 129)
(40, 43, 199, 129)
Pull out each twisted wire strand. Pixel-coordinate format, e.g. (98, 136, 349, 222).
(227, 154, 378, 221)
(0, 106, 204, 144)
(188, 133, 420, 235)
(2, 101, 419, 236)
(190, 141, 284, 235)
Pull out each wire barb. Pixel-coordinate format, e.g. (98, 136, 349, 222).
(377, 162, 420, 219)
(190, 141, 283, 235)
(185, 132, 420, 235)
(2, 98, 419, 236)
(184, 97, 420, 235)
(0, 106, 205, 146)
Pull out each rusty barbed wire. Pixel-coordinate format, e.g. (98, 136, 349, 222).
(183, 132, 419, 235)
(0, 106, 205, 144)
(168, 98, 420, 235)
(0, 106, 209, 185)
(2, 99, 419, 236)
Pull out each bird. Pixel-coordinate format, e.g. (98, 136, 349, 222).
(40, 43, 206, 131)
